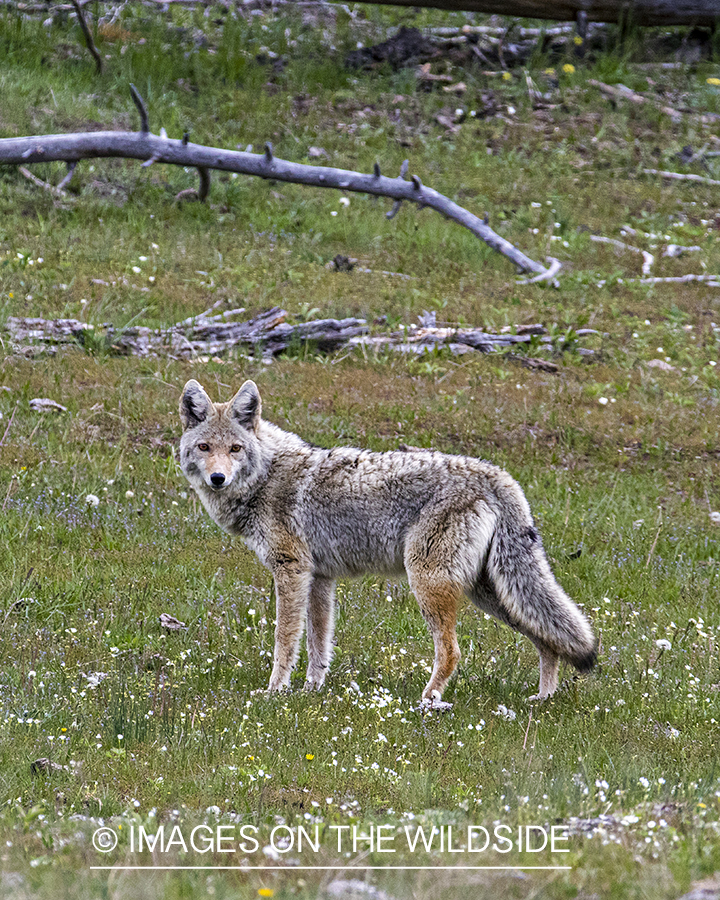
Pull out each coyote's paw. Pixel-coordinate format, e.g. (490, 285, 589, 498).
(263, 679, 291, 695)
(419, 691, 453, 713)
(527, 692, 552, 703)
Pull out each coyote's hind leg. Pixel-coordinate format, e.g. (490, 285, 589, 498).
(408, 575, 462, 702)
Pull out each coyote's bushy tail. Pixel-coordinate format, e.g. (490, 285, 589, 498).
(471, 487, 597, 673)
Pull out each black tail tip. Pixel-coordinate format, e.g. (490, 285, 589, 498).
(571, 642, 598, 674)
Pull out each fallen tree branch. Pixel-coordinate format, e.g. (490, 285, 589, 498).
(629, 274, 720, 286)
(590, 234, 654, 275)
(19, 166, 71, 199)
(642, 168, 720, 187)
(4, 0, 718, 24)
(590, 79, 684, 122)
(516, 256, 562, 286)
(0, 88, 550, 277)
(69, 0, 103, 74)
(6, 308, 601, 359)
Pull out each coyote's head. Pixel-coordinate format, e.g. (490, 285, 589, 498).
(179, 380, 262, 494)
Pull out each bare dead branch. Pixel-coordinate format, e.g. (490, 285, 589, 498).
(590, 234, 654, 275)
(589, 79, 689, 123)
(0, 101, 550, 276)
(516, 256, 562, 286)
(642, 168, 720, 187)
(70, 0, 103, 74)
(630, 274, 720, 286)
(19, 166, 71, 199)
(198, 166, 211, 201)
(129, 84, 150, 134)
(56, 160, 78, 191)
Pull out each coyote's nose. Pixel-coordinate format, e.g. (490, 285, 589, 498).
(210, 472, 226, 487)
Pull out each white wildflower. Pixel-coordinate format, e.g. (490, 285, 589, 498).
(493, 704, 516, 722)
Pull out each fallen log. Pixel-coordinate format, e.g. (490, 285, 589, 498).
(5, 0, 716, 26)
(337, 0, 718, 27)
(6, 308, 600, 359)
(0, 87, 552, 278)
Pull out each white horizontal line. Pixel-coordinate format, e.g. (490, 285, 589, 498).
(91, 865, 572, 871)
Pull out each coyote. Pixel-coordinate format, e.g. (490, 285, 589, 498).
(179, 379, 596, 703)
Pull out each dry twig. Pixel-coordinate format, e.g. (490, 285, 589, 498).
(642, 168, 720, 187)
(70, 0, 104, 74)
(590, 234, 654, 275)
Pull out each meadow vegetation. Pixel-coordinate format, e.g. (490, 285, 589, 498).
(1, 4, 720, 898)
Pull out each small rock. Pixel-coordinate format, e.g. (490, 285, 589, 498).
(332, 255, 356, 273)
(442, 81, 467, 94)
(31, 758, 66, 776)
(663, 244, 702, 258)
(676, 875, 720, 900)
(29, 398, 67, 413)
(160, 613, 187, 631)
(308, 146, 329, 159)
(646, 359, 676, 372)
(325, 879, 394, 899)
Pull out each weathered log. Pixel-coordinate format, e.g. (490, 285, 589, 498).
(5, 308, 600, 359)
(338, 0, 718, 27)
(2, 0, 716, 26)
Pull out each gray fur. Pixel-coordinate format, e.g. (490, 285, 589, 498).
(179, 380, 597, 702)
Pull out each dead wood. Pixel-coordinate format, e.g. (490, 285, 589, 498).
(591, 81, 720, 126)
(0, 87, 551, 278)
(334, 0, 718, 27)
(590, 234, 654, 275)
(642, 168, 720, 187)
(69, 0, 103, 74)
(5, 308, 600, 360)
(5, 0, 718, 24)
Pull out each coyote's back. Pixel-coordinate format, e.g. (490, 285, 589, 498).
(179, 379, 597, 704)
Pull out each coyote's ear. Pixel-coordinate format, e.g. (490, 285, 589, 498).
(230, 380, 262, 432)
(180, 380, 213, 429)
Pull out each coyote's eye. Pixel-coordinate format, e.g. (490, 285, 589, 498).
(198, 442, 210, 452)
(230, 444, 242, 453)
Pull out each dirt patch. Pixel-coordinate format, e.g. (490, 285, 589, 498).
(346, 26, 440, 70)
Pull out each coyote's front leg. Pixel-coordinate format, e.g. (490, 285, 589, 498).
(305, 576, 336, 689)
(268, 559, 312, 692)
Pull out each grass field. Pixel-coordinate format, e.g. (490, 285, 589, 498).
(1, 5, 720, 898)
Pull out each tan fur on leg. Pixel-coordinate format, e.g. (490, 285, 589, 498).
(305, 576, 336, 689)
(410, 580, 462, 701)
(268, 564, 312, 692)
(529, 647, 559, 701)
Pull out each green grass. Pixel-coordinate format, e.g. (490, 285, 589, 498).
(1, 5, 720, 899)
